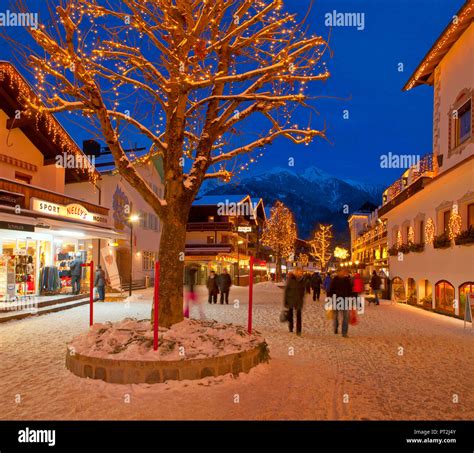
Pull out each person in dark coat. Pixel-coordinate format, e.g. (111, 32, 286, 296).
(94, 265, 106, 301)
(310, 272, 323, 301)
(69, 253, 83, 295)
(328, 268, 353, 338)
(323, 272, 332, 294)
(370, 270, 382, 305)
(218, 268, 232, 304)
(284, 268, 306, 336)
(206, 270, 219, 304)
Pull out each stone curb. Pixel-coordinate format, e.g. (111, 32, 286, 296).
(66, 343, 268, 384)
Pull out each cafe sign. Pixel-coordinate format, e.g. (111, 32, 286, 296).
(31, 198, 108, 224)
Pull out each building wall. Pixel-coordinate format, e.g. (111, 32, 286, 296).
(384, 158, 474, 315)
(436, 23, 474, 174)
(0, 110, 65, 192)
(66, 161, 164, 284)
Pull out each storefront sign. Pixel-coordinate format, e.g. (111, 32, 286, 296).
(31, 198, 108, 224)
(237, 226, 252, 233)
(0, 221, 35, 232)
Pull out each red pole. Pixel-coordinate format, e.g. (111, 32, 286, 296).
(153, 261, 160, 351)
(248, 256, 254, 333)
(89, 261, 94, 326)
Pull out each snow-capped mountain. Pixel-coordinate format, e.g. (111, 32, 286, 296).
(200, 166, 384, 242)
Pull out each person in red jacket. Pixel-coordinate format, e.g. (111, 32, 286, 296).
(352, 273, 364, 295)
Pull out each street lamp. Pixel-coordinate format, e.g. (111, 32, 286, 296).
(128, 214, 140, 297)
(237, 239, 244, 285)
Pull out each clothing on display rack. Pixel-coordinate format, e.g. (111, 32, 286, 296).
(39, 266, 61, 293)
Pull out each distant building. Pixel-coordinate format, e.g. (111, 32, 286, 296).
(185, 195, 267, 285)
(348, 207, 388, 280)
(378, 1, 474, 317)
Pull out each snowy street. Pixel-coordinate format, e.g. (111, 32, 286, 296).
(1, 283, 473, 420)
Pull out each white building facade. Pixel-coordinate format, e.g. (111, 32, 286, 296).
(379, 3, 474, 318)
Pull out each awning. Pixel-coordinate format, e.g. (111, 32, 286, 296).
(36, 217, 126, 240)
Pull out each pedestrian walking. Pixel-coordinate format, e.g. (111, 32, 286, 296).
(206, 270, 219, 304)
(323, 272, 332, 295)
(328, 268, 353, 338)
(184, 267, 205, 319)
(69, 253, 83, 295)
(310, 271, 323, 301)
(94, 264, 106, 302)
(284, 268, 306, 336)
(352, 272, 364, 296)
(218, 268, 232, 304)
(370, 270, 382, 305)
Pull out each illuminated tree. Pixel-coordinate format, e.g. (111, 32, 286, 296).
(310, 224, 333, 271)
(333, 246, 349, 260)
(262, 201, 297, 281)
(298, 253, 309, 267)
(7, 0, 330, 327)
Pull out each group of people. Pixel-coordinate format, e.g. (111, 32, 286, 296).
(69, 253, 107, 302)
(283, 268, 383, 337)
(206, 269, 232, 304)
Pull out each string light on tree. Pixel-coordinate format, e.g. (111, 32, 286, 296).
(262, 201, 297, 281)
(425, 218, 435, 245)
(310, 224, 333, 271)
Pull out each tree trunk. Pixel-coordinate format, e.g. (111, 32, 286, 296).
(153, 205, 189, 328)
(275, 254, 282, 282)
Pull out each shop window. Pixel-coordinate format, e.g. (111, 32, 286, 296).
(435, 280, 455, 314)
(459, 282, 474, 319)
(391, 277, 406, 303)
(468, 203, 474, 228)
(417, 279, 432, 307)
(455, 99, 471, 146)
(407, 278, 417, 305)
(15, 171, 32, 185)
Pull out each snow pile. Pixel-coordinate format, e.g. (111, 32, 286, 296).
(68, 318, 265, 361)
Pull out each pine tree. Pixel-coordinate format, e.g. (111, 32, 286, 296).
(262, 201, 297, 281)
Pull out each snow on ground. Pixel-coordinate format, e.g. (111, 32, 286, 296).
(1, 282, 474, 420)
(70, 318, 264, 361)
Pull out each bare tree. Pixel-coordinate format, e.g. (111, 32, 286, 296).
(7, 0, 330, 327)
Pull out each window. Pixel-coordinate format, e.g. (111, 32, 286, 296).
(456, 99, 471, 146)
(207, 235, 215, 244)
(140, 212, 149, 229)
(148, 214, 159, 231)
(142, 251, 158, 271)
(468, 203, 474, 228)
(459, 282, 474, 319)
(443, 210, 451, 234)
(221, 235, 229, 244)
(419, 220, 424, 244)
(435, 280, 455, 314)
(208, 216, 215, 222)
(15, 172, 32, 184)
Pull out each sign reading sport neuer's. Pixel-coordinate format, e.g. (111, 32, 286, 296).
(30, 198, 108, 224)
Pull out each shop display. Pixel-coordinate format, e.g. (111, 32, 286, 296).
(39, 266, 61, 294)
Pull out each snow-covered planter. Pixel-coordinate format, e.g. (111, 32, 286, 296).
(66, 318, 270, 384)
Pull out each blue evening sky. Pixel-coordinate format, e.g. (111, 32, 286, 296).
(0, 0, 465, 186)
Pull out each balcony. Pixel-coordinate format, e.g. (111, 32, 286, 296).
(186, 221, 233, 232)
(185, 243, 233, 255)
(380, 153, 434, 215)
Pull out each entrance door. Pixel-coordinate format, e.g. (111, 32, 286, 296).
(116, 248, 131, 284)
